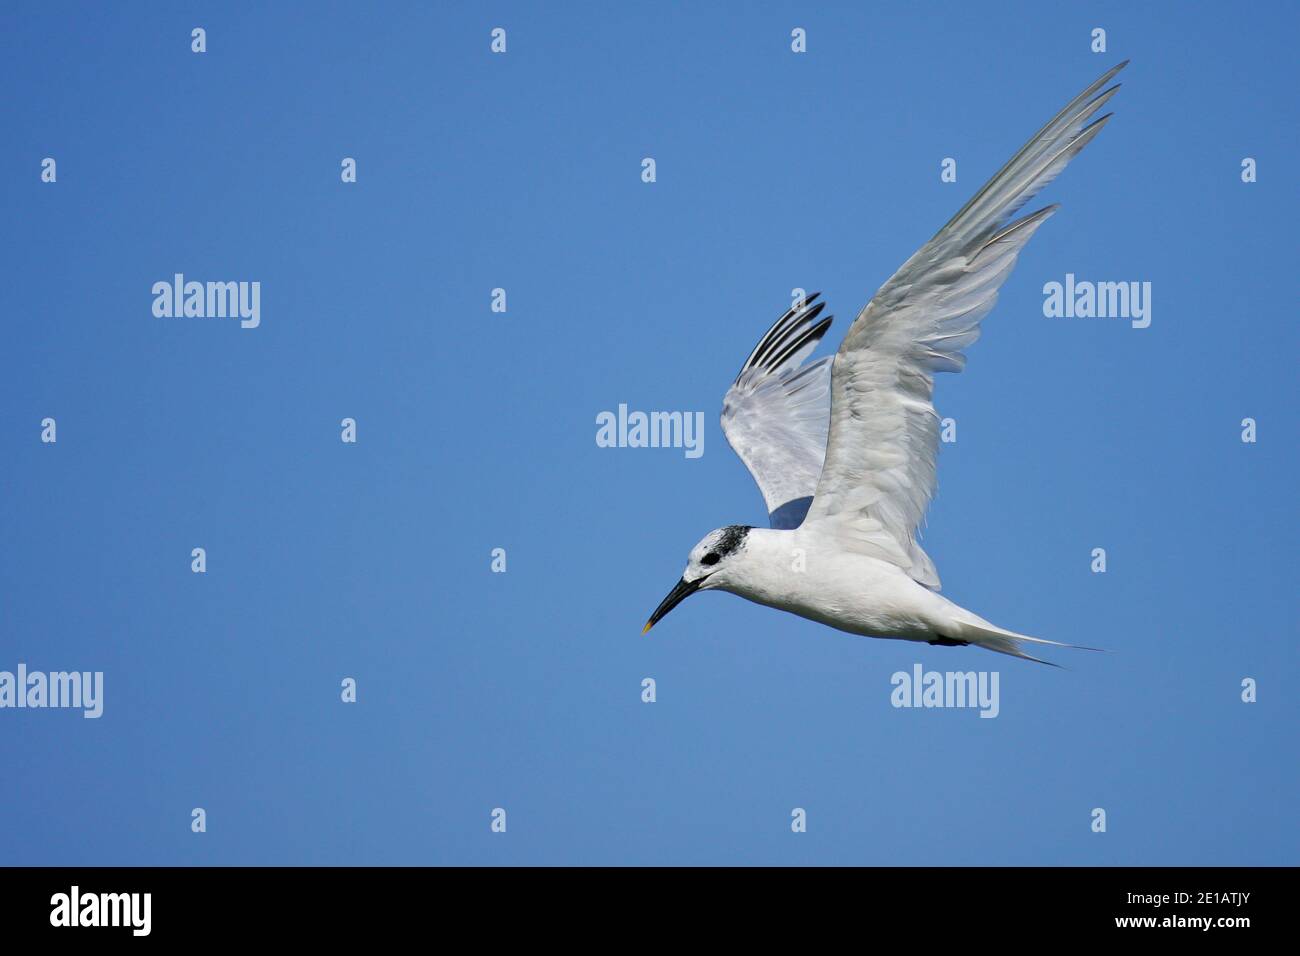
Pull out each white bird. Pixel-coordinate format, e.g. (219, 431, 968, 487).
(643, 63, 1127, 663)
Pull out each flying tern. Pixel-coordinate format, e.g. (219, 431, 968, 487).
(643, 62, 1127, 663)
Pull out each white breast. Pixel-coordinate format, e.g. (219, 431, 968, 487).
(716, 527, 956, 642)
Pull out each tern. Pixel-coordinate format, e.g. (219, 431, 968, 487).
(643, 63, 1128, 663)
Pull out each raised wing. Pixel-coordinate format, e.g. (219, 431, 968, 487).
(721, 294, 834, 529)
(804, 62, 1128, 589)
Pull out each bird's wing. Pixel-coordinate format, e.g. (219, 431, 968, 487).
(721, 294, 835, 529)
(804, 62, 1127, 589)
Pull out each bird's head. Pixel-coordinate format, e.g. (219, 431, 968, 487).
(642, 525, 752, 633)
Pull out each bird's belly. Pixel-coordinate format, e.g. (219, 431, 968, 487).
(739, 557, 942, 643)
(774, 596, 936, 643)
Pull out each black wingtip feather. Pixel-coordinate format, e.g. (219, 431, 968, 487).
(734, 294, 831, 383)
(754, 304, 825, 365)
(765, 316, 832, 374)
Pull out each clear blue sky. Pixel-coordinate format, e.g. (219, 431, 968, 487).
(2, 2, 1296, 865)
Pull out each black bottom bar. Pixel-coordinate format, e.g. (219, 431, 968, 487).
(0, 866, 1287, 941)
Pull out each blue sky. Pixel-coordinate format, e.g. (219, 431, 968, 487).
(2, 1, 1296, 865)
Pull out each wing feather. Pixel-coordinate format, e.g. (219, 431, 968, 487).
(804, 64, 1127, 588)
(722, 295, 835, 529)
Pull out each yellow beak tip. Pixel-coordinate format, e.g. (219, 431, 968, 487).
(641, 621, 654, 635)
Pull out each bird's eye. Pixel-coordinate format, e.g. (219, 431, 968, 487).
(701, 553, 720, 566)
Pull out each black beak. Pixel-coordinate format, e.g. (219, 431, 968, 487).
(642, 577, 703, 634)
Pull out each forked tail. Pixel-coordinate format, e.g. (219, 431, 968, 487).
(953, 620, 1103, 667)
